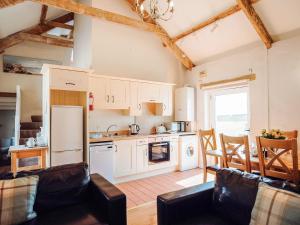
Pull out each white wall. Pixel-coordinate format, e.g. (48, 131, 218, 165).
(0, 42, 72, 121)
(185, 35, 300, 145)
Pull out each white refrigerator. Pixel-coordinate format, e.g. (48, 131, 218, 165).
(51, 105, 83, 167)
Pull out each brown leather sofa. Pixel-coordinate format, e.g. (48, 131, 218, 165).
(157, 168, 300, 225)
(13, 163, 127, 225)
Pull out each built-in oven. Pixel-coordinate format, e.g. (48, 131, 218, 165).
(148, 142, 170, 163)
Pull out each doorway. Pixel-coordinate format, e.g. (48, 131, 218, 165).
(206, 86, 250, 141)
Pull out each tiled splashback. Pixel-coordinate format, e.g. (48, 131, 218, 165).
(89, 108, 173, 134)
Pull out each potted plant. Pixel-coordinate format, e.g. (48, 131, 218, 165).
(261, 129, 286, 140)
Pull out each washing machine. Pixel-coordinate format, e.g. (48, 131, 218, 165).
(178, 134, 199, 171)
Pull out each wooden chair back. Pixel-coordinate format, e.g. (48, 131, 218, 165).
(199, 129, 217, 153)
(220, 134, 251, 173)
(282, 130, 298, 139)
(256, 137, 299, 184)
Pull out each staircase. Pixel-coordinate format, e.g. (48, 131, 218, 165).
(19, 115, 42, 145)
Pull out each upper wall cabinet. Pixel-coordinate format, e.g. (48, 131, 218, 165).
(89, 76, 130, 110)
(175, 87, 195, 121)
(129, 82, 142, 116)
(49, 68, 89, 92)
(138, 83, 161, 103)
(156, 85, 173, 116)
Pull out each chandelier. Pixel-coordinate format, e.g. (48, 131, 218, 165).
(135, 0, 175, 21)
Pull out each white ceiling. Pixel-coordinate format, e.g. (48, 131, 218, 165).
(1, 0, 300, 65)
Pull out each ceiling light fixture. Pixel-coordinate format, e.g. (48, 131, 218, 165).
(135, 0, 175, 21)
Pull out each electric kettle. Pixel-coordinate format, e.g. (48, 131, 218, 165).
(129, 124, 140, 135)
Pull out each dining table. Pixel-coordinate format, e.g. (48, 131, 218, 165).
(206, 149, 300, 172)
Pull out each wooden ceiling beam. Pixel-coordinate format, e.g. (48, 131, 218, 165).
(237, 0, 273, 48)
(172, 0, 260, 42)
(126, 0, 194, 70)
(29, 0, 166, 36)
(47, 21, 73, 30)
(39, 5, 48, 24)
(19, 33, 73, 48)
(0, 13, 74, 52)
(0, 0, 24, 8)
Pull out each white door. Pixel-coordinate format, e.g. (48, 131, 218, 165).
(158, 85, 172, 116)
(136, 144, 148, 172)
(139, 83, 160, 103)
(14, 85, 21, 146)
(207, 86, 250, 140)
(129, 82, 142, 116)
(109, 79, 130, 109)
(89, 77, 110, 109)
(114, 140, 137, 177)
(170, 136, 179, 166)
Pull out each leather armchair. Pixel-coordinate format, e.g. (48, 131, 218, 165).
(16, 163, 126, 225)
(157, 168, 300, 225)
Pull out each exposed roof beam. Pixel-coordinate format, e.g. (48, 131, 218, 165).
(47, 21, 73, 30)
(20, 33, 73, 48)
(0, 13, 74, 52)
(237, 0, 273, 48)
(172, 0, 260, 42)
(39, 5, 48, 24)
(126, 0, 194, 70)
(29, 0, 166, 36)
(0, 0, 24, 8)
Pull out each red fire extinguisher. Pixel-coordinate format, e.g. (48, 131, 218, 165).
(89, 92, 94, 111)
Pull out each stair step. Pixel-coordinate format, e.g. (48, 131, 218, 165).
(20, 122, 42, 130)
(31, 115, 42, 122)
(20, 129, 40, 139)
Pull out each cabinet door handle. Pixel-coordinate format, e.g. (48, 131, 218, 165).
(163, 103, 166, 111)
(112, 96, 115, 103)
(114, 145, 118, 152)
(149, 99, 155, 102)
(65, 82, 75, 86)
(106, 95, 110, 103)
(138, 104, 141, 110)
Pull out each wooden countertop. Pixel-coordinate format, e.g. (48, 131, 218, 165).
(89, 132, 197, 143)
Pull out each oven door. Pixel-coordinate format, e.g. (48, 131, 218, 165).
(149, 142, 170, 163)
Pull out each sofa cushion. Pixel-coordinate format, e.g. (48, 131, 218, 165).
(250, 183, 300, 225)
(212, 169, 299, 225)
(0, 176, 39, 225)
(20, 203, 107, 225)
(17, 163, 90, 214)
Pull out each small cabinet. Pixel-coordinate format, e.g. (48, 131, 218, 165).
(89, 76, 130, 110)
(114, 140, 137, 178)
(129, 82, 142, 116)
(138, 83, 160, 103)
(170, 136, 179, 166)
(50, 68, 89, 92)
(156, 85, 173, 116)
(136, 139, 149, 173)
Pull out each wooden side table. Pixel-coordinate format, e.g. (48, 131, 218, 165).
(9, 146, 48, 175)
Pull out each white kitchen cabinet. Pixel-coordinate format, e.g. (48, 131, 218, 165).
(89, 76, 130, 109)
(136, 139, 149, 173)
(156, 85, 173, 116)
(170, 136, 179, 166)
(175, 87, 195, 121)
(129, 82, 142, 116)
(114, 140, 137, 178)
(49, 68, 89, 92)
(139, 83, 161, 103)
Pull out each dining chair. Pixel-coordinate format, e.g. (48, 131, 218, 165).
(199, 129, 221, 182)
(282, 130, 298, 139)
(219, 134, 251, 173)
(256, 137, 299, 185)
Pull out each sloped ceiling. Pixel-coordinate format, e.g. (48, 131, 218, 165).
(1, 0, 300, 65)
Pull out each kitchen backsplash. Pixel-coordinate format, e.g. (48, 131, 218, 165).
(89, 108, 173, 134)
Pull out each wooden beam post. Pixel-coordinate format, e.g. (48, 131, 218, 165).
(47, 21, 73, 30)
(19, 33, 73, 48)
(236, 0, 273, 48)
(172, 0, 260, 42)
(39, 5, 48, 24)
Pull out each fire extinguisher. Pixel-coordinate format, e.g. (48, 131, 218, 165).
(89, 92, 94, 111)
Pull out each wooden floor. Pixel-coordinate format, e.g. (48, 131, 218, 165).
(117, 168, 214, 209)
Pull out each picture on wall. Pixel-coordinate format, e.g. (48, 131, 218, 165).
(3, 55, 62, 75)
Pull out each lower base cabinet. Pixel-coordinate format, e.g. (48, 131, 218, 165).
(114, 140, 137, 178)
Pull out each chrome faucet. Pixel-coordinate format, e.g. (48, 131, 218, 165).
(106, 124, 117, 137)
